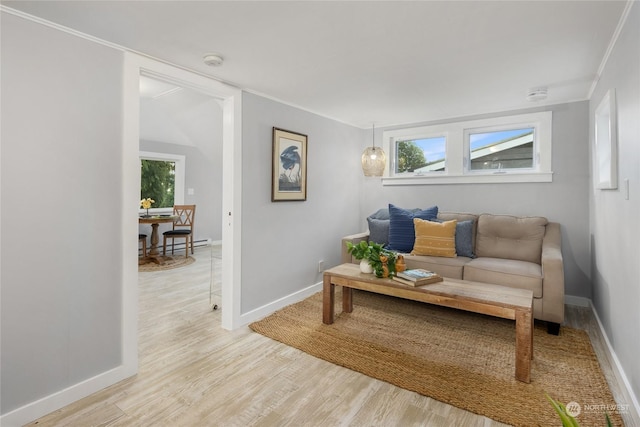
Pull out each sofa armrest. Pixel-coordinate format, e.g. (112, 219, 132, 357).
(541, 222, 565, 323)
(341, 232, 370, 264)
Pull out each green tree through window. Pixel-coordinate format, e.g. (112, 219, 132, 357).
(397, 141, 427, 172)
(140, 159, 175, 208)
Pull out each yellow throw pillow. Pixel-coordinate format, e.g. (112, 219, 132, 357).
(411, 219, 457, 257)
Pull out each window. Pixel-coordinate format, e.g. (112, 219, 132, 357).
(141, 159, 175, 208)
(396, 136, 446, 174)
(467, 128, 534, 171)
(383, 112, 552, 185)
(139, 151, 185, 213)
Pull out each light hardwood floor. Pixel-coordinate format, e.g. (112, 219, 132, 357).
(25, 247, 628, 426)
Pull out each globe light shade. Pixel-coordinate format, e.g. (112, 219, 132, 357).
(361, 146, 386, 176)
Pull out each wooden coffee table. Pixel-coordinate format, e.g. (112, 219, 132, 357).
(323, 263, 534, 383)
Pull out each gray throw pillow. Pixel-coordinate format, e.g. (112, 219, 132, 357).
(455, 220, 475, 258)
(367, 217, 390, 246)
(368, 208, 390, 220)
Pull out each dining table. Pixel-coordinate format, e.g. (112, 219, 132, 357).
(139, 214, 178, 264)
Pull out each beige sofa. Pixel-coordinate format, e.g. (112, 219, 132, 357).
(341, 211, 565, 334)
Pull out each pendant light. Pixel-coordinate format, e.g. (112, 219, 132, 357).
(361, 124, 386, 176)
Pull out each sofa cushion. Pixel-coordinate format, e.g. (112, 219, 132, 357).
(437, 211, 479, 224)
(387, 204, 438, 252)
(412, 219, 457, 257)
(403, 254, 471, 279)
(463, 257, 543, 298)
(475, 214, 548, 264)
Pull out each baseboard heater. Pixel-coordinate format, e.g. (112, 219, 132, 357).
(164, 239, 211, 251)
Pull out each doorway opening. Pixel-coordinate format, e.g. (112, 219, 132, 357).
(122, 52, 243, 378)
(137, 73, 223, 305)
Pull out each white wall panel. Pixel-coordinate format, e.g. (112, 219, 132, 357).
(239, 92, 363, 314)
(589, 1, 640, 413)
(1, 12, 124, 415)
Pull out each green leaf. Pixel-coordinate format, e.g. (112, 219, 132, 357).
(545, 393, 580, 427)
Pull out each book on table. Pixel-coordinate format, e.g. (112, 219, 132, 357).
(394, 269, 443, 286)
(392, 275, 443, 287)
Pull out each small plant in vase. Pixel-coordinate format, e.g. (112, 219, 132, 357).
(140, 198, 155, 217)
(346, 241, 380, 273)
(346, 241, 403, 278)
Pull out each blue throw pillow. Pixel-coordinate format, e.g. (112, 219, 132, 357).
(387, 204, 438, 252)
(455, 220, 475, 258)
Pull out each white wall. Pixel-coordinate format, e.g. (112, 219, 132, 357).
(240, 92, 363, 313)
(1, 13, 125, 415)
(363, 101, 591, 299)
(589, 1, 640, 408)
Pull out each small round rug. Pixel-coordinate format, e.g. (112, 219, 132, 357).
(138, 256, 195, 272)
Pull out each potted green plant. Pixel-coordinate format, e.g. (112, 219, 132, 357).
(346, 241, 378, 273)
(346, 241, 398, 277)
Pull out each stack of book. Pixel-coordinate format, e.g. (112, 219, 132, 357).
(393, 269, 443, 287)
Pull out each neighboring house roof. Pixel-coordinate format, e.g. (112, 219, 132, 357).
(415, 131, 534, 172)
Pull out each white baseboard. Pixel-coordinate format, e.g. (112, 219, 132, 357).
(239, 282, 323, 326)
(565, 294, 590, 307)
(0, 365, 133, 427)
(589, 301, 640, 425)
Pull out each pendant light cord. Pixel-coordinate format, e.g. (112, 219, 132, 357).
(372, 124, 376, 148)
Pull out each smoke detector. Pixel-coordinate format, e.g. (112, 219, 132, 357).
(203, 54, 224, 67)
(527, 87, 548, 102)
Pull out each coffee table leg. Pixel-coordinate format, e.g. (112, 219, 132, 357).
(343, 287, 353, 313)
(323, 273, 334, 324)
(530, 313, 534, 360)
(515, 308, 533, 383)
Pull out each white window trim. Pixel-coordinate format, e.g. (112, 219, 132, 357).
(382, 111, 553, 185)
(139, 151, 185, 213)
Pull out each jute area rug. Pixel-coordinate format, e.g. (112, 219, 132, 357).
(138, 255, 195, 272)
(250, 290, 623, 427)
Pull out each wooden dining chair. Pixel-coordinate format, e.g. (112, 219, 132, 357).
(139, 234, 147, 257)
(163, 205, 196, 257)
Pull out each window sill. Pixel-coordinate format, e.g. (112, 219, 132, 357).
(381, 172, 553, 186)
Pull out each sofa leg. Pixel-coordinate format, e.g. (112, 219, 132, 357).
(547, 322, 560, 335)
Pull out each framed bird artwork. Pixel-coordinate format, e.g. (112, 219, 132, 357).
(272, 127, 308, 201)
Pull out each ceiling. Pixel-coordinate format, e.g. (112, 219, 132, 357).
(2, 1, 629, 128)
(139, 75, 223, 147)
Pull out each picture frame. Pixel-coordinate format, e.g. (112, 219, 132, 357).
(594, 89, 618, 190)
(272, 127, 308, 201)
